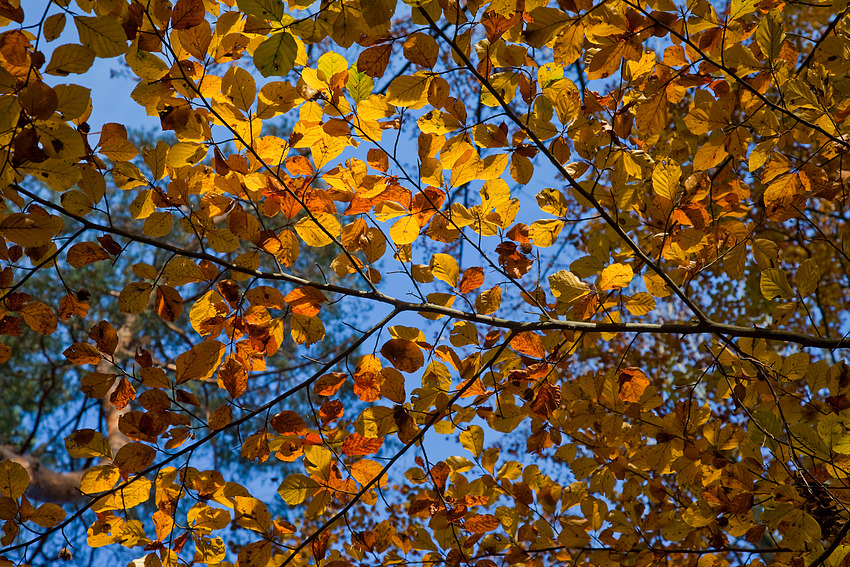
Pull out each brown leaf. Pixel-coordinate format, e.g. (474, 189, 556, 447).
(66, 242, 110, 268)
(380, 339, 424, 373)
(319, 400, 343, 424)
(357, 43, 392, 77)
(529, 383, 561, 418)
(311, 529, 331, 562)
(80, 372, 116, 399)
(63, 342, 101, 365)
(270, 411, 306, 435)
(89, 320, 118, 355)
(240, 430, 270, 463)
(171, 0, 205, 30)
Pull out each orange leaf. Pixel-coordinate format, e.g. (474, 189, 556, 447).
(458, 266, 485, 294)
(510, 332, 545, 359)
(155, 285, 183, 323)
(219, 357, 248, 399)
(618, 368, 650, 403)
(464, 514, 501, 533)
(341, 432, 383, 456)
(313, 372, 346, 396)
(284, 286, 328, 316)
(109, 377, 136, 410)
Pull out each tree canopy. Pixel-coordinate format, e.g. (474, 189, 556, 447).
(1, 0, 850, 566)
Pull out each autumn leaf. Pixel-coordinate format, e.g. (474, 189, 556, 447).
(618, 368, 650, 403)
(175, 340, 226, 384)
(598, 263, 633, 291)
(341, 432, 384, 456)
(380, 339, 424, 373)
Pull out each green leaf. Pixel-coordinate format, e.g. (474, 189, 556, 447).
(277, 474, 319, 505)
(757, 9, 785, 61)
(253, 32, 297, 78)
(346, 65, 374, 103)
(236, 0, 286, 21)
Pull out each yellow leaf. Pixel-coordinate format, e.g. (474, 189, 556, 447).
(429, 253, 459, 287)
(652, 160, 681, 200)
(129, 189, 157, 219)
(91, 478, 152, 512)
(175, 340, 226, 384)
(529, 219, 563, 247)
(476, 286, 501, 314)
(0, 460, 30, 499)
(389, 215, 420, 245)
(625, 292, 656, 316)
(386, 74, 430, 109)
(760, 268, 794, 300)
(277, 474, 319, 505)
(222, 66, 256, 113)
(290, 313, 325, 345)
(80, 465, 120, 495)
(598, 263, 633, 291)
(692, 134, 728, 171)
(118, 282, 153, 314)
(74, 15, 127, 58)
(45, 43, 95, 75)
(65, 429, 112, 459)
(549, 270, 589, 302)
(144, 212, 173, 238)
(459, 425, 484, 458)
(295, 214, 341, 247)
(0, 213, 64, 248)
(350, 460, 389, 488)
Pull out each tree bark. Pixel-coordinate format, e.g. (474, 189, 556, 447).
(0, 315, 139, 503)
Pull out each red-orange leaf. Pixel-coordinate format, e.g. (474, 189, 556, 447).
(284, 286, 327, 316)
(618, 368, 650, 403)
(510, 331, 545, 358)
(341, 432, 383, 456)
(458, 266, 485, 294)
